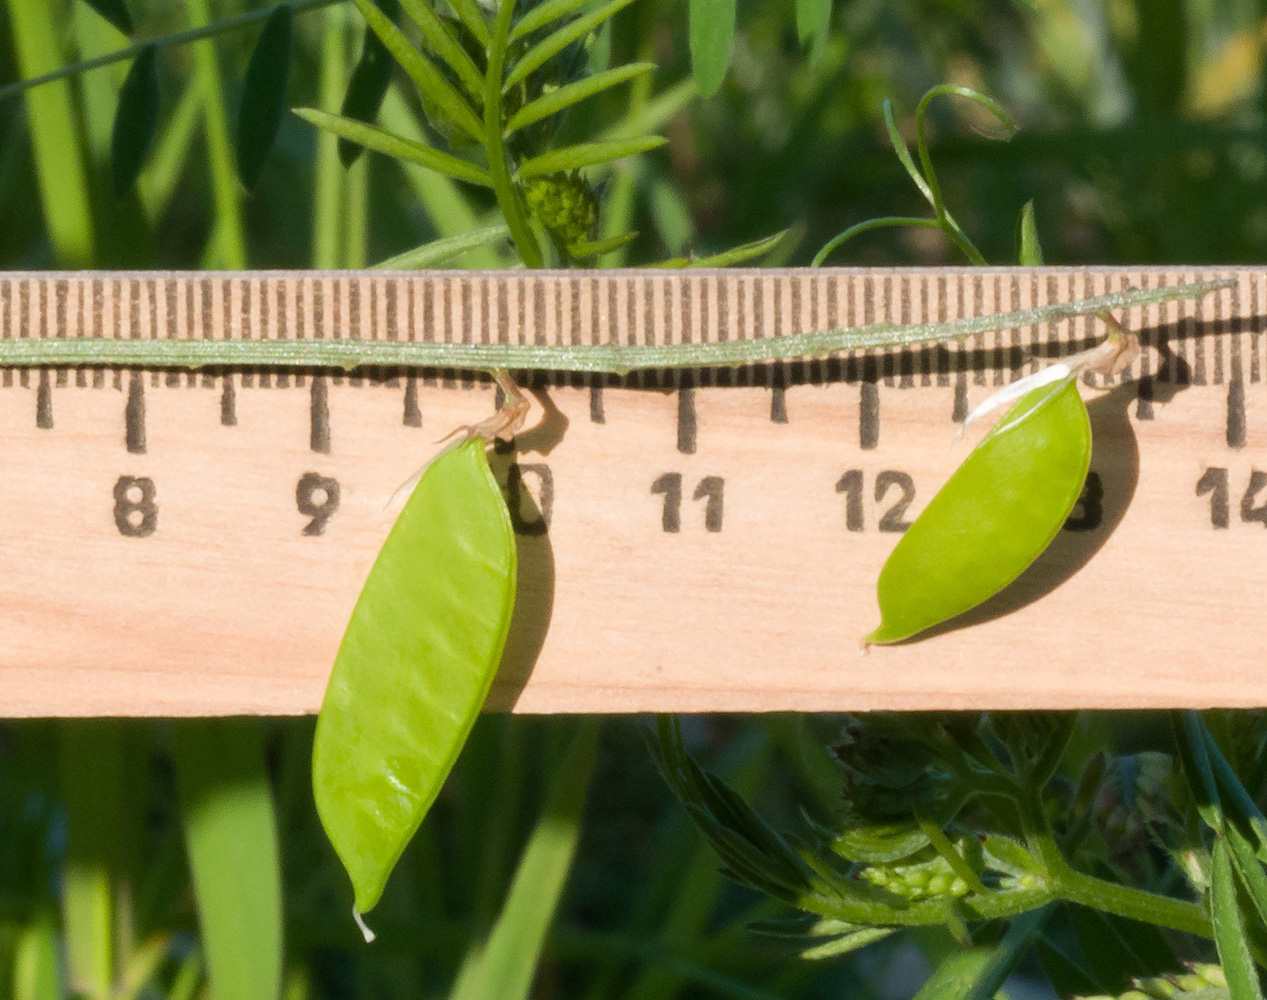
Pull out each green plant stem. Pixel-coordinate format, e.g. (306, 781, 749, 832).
(1048, 860, 1212, 938)
(0, 281, 1224, 372)
(0, 0, 345, 105)
(485, 0, 542, 268)
(311, 7, 347, 270)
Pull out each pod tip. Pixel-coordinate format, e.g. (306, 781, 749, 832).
(353, 907, 377, 944)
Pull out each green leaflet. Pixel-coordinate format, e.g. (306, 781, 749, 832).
(235, 3, 293, 189)
(867, 376, 1091, 645)
(313, 435, 517, 916)
(111, 46, 160, 196)
(1211, 836, 1263, 1000)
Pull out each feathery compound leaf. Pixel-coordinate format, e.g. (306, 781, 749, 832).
(689, 0, 734, 97)
(398, 0, 485, 99)
(518, 134, 664, 177)
(506, 62, 655, 134)
(338, 0, 400, 167)
(110, 46, 160, 196)
(353, 0, 484, 145)
(504, 0, 640, 90)
(294, 108, 493, 186)
(374, 223, 510, 268)
(235, 4, 293, 189)
(313, 436, 517, 917)
(82, 0, 133, 35)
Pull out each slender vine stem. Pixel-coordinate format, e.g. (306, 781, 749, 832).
(485, 0, 542, 268)
(0, 281, 1230, 373)
(0, 0, 345, 104)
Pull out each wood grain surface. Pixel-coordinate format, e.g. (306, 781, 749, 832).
(0, 266, 1258, 715)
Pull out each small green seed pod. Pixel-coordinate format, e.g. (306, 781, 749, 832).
(867, 375, 1091, 645)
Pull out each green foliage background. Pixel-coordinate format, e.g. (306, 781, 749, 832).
(0, 0, 1264, 997)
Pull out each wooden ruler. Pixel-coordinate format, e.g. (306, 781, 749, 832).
(0, 266, 1260, 716)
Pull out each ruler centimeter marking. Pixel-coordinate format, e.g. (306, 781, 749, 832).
(0, 265, 1261, 717)
(0, 267, 1254, 446)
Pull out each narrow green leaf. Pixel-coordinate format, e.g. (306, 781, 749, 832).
(81, 0, 133, 35)
(1175, 710, 1224, 832)
(1204, 727, 1267, 850)
(511, 0, 595, 40)
(1018, 199, 1044, 266)
(111, 46, 160, 196)
(375, 223, 511, 268)
(313, 436, 517, 916)
(567, 231, 637, 258)
(1212, 837, 1264, 1000)
(1226, 823, 1267, 929)
(398, 0, 485, 99)
(517, 134, 665, 178)
(172, 720, 283, 1000)
(504, 0, 639, 90)
(294, 108, 493, 187)
(795, 0, 830, 54)
(505, 62, 655, 134)
(137, 78, 203, 219)
(354, 0, 484, 145)
(447, 0, 491, 48)
(338, 0, 400, 167)
(686, 229, 792, 267)
(450, 720, 599, 1000)
(235, 4, 293, 189)
(689, 0, 734, 97)
(13, 917, 61, 1000)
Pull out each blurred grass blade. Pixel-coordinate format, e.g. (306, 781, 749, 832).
(1212, 836, 1263, 1000)
(295, 108, 493, 186)
(354, 0, 484, 144)
(511, 0, 596, 40)
(596, 77, 696, 142)
(375, 223, 510, 267)
(60, 722, 130, 1000)
(504, 0, 639, 90)
(14, 917, 61, 1000)
(450, 720, 600, 1000)
(6, 0, 97, 264)
(187, 0, 246, 267)
(111, 45, 160, 196)
(689, 0, 734, 97)
(1018, 200, 1043, 266)
(517, 134, 664, 177)
(82, 0, 133, 34)
(912, 909, 1049, 1000)
(686, 228, 791, 267)
(398, 0, 485, 99)
(795, 0, 830, 56)
(506, 62, 655, 134)
(338, 0, 399, 167)
(236, 3, 293, 189)
(172, 720, 283, 1000)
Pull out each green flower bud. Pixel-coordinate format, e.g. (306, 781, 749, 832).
(520, 171, 599, 246)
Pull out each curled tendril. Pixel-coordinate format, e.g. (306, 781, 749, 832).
(812, 84, 1018, 267)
